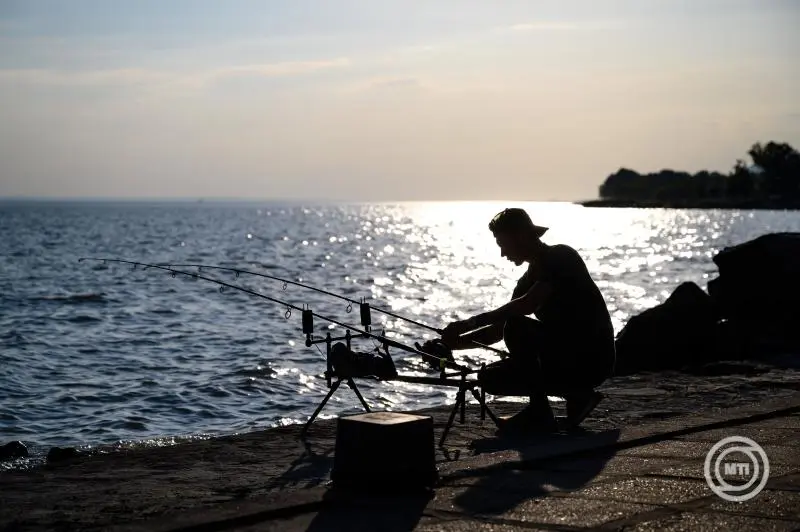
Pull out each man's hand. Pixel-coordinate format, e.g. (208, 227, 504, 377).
(441, 317, 477, 345)
(415, 339, 455, 371)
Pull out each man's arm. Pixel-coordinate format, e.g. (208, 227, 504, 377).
(441, 280, 553, 344)
(449, 323, 504, 350)
(469, 280, 552, 329)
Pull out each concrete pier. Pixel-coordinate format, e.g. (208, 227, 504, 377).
(2, 392, 799, 531)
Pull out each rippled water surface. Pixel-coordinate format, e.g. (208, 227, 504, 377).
(2, 200, 799, 456)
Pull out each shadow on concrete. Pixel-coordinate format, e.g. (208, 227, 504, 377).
(305, 488, 434, 532)
(264, 439, 335, 492)
(449, 428, 622, 515)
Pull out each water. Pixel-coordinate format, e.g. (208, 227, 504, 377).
(1, 200, 799, 457)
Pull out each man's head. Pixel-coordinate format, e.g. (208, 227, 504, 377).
(488, 208, 548, 265)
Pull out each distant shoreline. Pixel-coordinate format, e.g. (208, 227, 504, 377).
(577, 198, 800, 210)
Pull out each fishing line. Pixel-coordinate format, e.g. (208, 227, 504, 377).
(153, 262, 509, 357)
(78, 257, 474, 373)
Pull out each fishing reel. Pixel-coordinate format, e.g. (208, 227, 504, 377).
(329, 342, 398, 380)
(415, 339, 456, 372)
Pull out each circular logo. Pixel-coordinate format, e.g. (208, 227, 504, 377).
(704, 436, 769, 502)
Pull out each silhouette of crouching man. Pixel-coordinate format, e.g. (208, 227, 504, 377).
(430, 208, 616, 435)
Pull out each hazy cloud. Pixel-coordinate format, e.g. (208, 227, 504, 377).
(0, 67, 168, 87)
(365, 77, 424, 90)
(206, 57, 350, 80)
(0, 57, 351, 94)
(507, 22, 580, 31)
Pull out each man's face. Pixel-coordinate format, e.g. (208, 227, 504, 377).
(494, 231, 526, 266)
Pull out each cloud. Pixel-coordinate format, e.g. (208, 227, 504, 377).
(0, 68, 170, 87)
(368, 77, 423, 90)
(502, 20, 622, 33)
(507, 22, 580, 31)
(206, 57, 350, 80)
(340, 76, 432, 96)
(398, 44, 439, 54)
(0, 57, 351, 93)
(0, 58, 350, 86)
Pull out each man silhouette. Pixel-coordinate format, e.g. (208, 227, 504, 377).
(430, 208, 616, 434)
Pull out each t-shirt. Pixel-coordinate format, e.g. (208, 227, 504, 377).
(511, 243, 616, 367)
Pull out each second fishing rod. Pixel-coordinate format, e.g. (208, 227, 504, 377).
(140, 261, 510, 358)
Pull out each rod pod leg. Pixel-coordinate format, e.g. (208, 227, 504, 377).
(346, 378, 372, 413)
(301, 379, 343, 438)
(439, 387, 467, 447)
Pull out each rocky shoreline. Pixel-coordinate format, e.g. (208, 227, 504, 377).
(612, 232, 800, 376)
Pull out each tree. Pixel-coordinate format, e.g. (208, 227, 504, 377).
(595, 140, 799, 204)
(726, 159, 756, 199)
(748, 142, 800, 199)
(599, 168, 644, 199)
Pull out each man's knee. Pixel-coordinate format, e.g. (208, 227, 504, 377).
(478, 358, 541, 396)
(503, 316, 545, 356)
(503, 315, 530, 333)
(503, 315, 538, 341)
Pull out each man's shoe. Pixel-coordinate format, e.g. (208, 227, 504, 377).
(495, 404, 558, 438)
(565, 390, 604, 427)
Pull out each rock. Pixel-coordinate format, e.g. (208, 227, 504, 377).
(47, 447, 82, 464)
(613, 233, 800, 375)
(712, 232, 800, 279)
(614, 282, 719, 375)
(0, 441, 28, 461)
(708, 232, 800, 352)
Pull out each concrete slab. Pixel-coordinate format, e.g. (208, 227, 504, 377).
(414, 516, 551, 531)
(543, 454, 697, 477)
(618, 440, 800, 466)
(438, 467, 612, 495)
(562, 477, 710, 505)
(428, 486, 547, 516)
(422, 487, 659, 528)
(768, 473, 800, 493)
(674, 426, 800, 445)
(654, 460, 795, 481)
(625, 511, 800, 531)
(437, 429, 625, 478)
(499, 496, 658, 528)
(271, 498, 433, 532)
(546, 452, 794, 482)
(747, 415, 800, 431)
(707, 489, 800, 520)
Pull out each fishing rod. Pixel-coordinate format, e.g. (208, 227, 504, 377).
(143, 261, 509, 358)
(77, 257, 472, 373)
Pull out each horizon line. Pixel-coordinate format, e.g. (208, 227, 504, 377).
(0, 196, 582, 204)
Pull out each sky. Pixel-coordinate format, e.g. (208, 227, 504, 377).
(0, 0, 798, 201)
